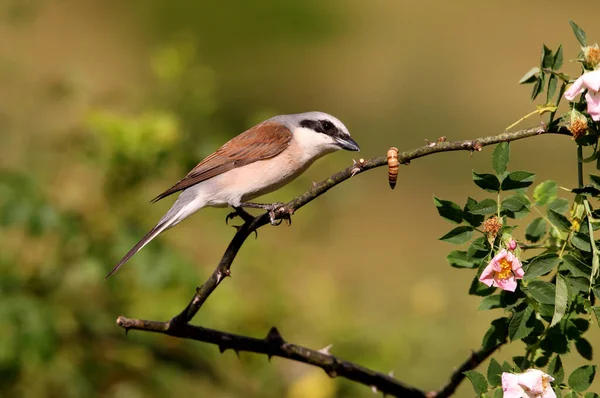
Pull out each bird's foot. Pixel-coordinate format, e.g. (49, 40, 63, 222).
(225, 207, 255, 225)
(238, 202, 292, 226)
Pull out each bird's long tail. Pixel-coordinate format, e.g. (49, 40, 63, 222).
(105, 220, 173, 279)
(105, 191, 202, 279)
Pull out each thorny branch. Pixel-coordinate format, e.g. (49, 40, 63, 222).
(116, 126, 570, 397)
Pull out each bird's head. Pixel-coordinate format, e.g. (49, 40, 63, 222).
(271, 112, 360, 158)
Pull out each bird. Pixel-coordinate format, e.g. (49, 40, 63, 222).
(106, 111, 360, 278)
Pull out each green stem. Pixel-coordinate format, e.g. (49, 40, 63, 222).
(577, 145, 584, 188)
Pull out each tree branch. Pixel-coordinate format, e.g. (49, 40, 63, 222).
(116, 126, 569, 397)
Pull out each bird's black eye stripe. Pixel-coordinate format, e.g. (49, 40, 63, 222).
(299, 118, 340, 137)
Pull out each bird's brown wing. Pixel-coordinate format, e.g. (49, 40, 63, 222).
(151, 121, 293, 202)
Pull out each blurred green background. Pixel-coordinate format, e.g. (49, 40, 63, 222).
(1, 1, 599, 397)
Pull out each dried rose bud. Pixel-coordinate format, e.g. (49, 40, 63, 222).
(583, 44, 600, 70)
(483, 216, 502, 238)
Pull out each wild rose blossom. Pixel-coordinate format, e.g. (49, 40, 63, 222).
(564, 69, 600, 121)
(479, 249, 524, 292)
(507, 238, 517, 251)
(502, 369, 556, 398)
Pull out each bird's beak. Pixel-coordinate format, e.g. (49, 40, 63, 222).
(335, 136, 360, 152)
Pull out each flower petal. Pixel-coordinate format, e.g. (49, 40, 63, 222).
(518, 369, 545, 393)
(586, 90, 600, 121)
(479, 263, 496, 287)
(495, 275, 517, 292)
(581, 69, 600, 92)
(565, 75, 586, 101)
(491, 249, 508, 271)
(502, 373, 525, 398)
(513, 266, 525, 279)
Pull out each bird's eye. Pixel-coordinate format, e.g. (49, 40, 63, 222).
(320, 120, 334, 131)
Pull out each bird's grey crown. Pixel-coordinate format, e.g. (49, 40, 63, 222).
(268, 111, 351, 138)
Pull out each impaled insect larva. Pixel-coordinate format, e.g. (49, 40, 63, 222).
(387, 147, 399, 190)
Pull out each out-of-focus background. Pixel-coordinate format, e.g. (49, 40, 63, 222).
(1, 1, 599, 397)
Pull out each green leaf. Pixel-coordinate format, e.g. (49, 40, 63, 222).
(563, 254, 592, 278)
(590, 174, 600, 187)
(519, 66, 540, 84)
(446, 250, 476, 268)
(525, 280, 556, 305)
(524, 253, 560, 280)
(501, 171, 535, 190)
(433, 197, 464, 224)
(525, 218, 547, 242)
(501, 196, 526, 212)
(478, 295, 503, 311)
(464, 370, 488, 395)
(439, 226, 474, 244)
(487, 358, 503, 387)
(572, 233, 592, 252)
(470, 274, 497, 296)
(547, 355, 564, 384)
(548, 209, 571, 232)
(464, 197, 485, 227)
(575, 338, 593, 360)
(569, 19, 587, 47)
(547, 74, 558, 102)
(509, 306, 534, 340)
(551, 274, 568, 327)
(531, 74, 545, 101)
(584, 392, 600, 398)
(469, 199, 498, 215)
(534, 180, 558, 205)
(548, 198, 570, 214)
(553, 44, 564, 70)
(568, 365, 596, 393)
(541, 44, 554, 69)
(492, 143, 510, 175)
(482, 318, 509, 350)
(473, 171, 501, 192)
(591, 306, 600, 325)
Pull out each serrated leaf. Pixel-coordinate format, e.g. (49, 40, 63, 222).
(590, 174, 600, 187)
(482, 317, 509, 350)
(464, 370, 488, 395)
(525, 218, 547, 242)
(591, 306, 600, 324)
(584, 392, 600, 398)
(487, 358, 503, 387)
(531, 75, 544, 101)
(524, 253, 560, 280)
(473, 171, 501, 192)
(541, 44, 554, 69)
(551, 275, 568, 327)
(569, 20, 587, 47)
(439, 226, 474, 244)
(501, 196, 526, 212)
(575, 338, 593, 360)
(554, 45, 564, 70)
(548, 209, 571, 232)
(464, 197, 485, 227)
(525, 280, 556, 305)
(492, 142, 510, 175)
(478, 294, 503, 311)
(572, 233, 592, 252)
(433, 197, 464, 224)
(547, 74, 558, 102)
(548, 355, 564, 384)
(509, 306, 534, 340)
(563, 254, 592, 278)
(501, 171, 535, 190)
(534, 180, 558, 205)
(469, 199, 498, 215)
(519, 66, 540, 84)
(447, 250, 476, 268)
(568, 365, 596, 392)
(548, 198, 570, 214)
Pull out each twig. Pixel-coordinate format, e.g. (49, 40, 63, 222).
(428, 341, 507, 398)
(116, 125, 569, 397)
(117, 317, 426, 397)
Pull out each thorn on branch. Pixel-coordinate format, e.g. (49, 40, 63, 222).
(265, 327, 285, 345)
(318, 344, 333, 355)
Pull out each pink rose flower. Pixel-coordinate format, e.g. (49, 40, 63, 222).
(479, 249, 524, 292)
(502, 369, 556, 398)
(564, 70, 600, 121)
(508, 238, 517, 251)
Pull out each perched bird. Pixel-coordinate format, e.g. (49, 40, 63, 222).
(106, 111, 360, 278)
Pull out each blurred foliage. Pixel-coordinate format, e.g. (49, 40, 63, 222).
(2, 1, 600, 398)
